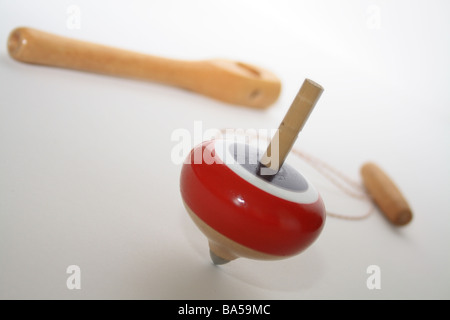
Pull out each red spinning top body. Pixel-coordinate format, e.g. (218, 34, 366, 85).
(180, 138, 325, 263)
(181, 79, 325, 264)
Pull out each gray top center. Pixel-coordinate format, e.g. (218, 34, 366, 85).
(229, 143, 308, 192)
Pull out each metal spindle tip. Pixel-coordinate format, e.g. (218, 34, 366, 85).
(209, 249, 230, 265)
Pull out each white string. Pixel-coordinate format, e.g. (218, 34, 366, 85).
(290, 148, 375, 220)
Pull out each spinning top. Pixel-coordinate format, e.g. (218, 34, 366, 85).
(180, 79, 326, 264)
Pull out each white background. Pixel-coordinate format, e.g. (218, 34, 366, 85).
(0, 0, 449, 299)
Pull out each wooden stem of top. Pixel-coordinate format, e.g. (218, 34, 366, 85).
(261, 79, 323, 173)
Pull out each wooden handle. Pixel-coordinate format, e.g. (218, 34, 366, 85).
(261, 79, 323, 172)
(361, 162, 413, 226)
(7, 27, 280, 109)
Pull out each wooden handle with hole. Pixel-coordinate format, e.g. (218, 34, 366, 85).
(261, 79, 323, 172)
(361, 162, 412, 226)
(7, 27, 281, 108)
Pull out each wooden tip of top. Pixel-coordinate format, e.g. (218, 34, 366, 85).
(304, 78, 324, 91)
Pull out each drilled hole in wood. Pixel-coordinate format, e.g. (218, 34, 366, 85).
(249, 89, 262, 99)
